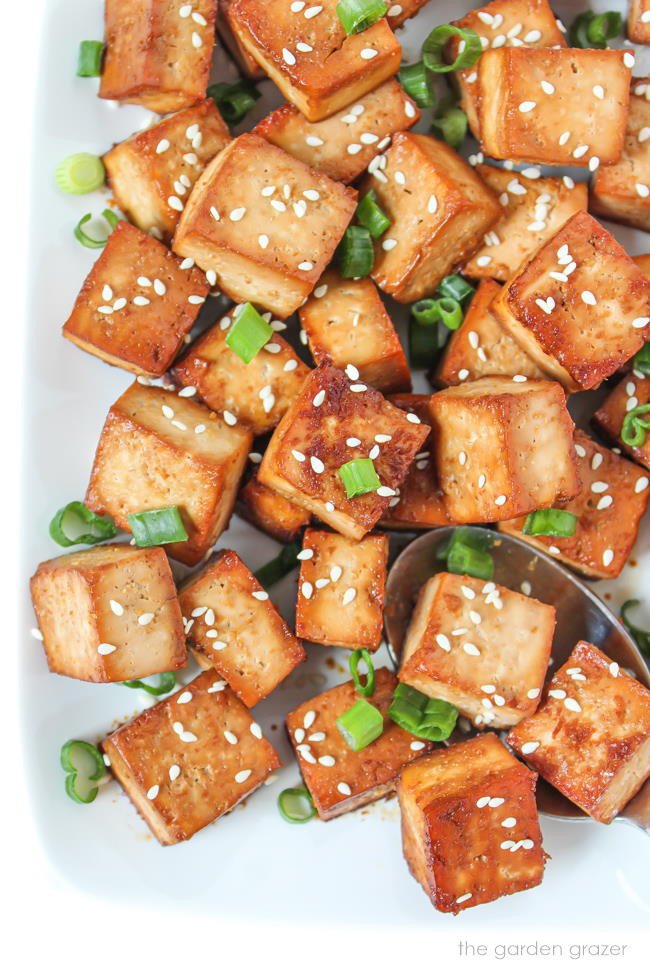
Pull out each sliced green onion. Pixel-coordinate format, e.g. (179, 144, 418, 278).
(437, 296, 463, 331)
(388, 683, 457, 741)
(411, 298, 440, 326)
(338, 457, 381, 498)
(621, 403, 650, 447)
(632, 341, 650, 376)
(569, 10, 622, 49)
(226, 303, 273, 364)
(408, 317, 448, 369)
(438, 274, 475, 303)
(337, 225, 374, 279)
(49, 501, 116, 547)
(55, 153, 106, 194)
(60, 740, 104, 804)
(122, 673, 177, 696)
(349, 648, 375, 698)
(621, 599, 650, 659)
(74, 209, 120, 248)
(356, 190, 391, 239)
(255, 540, 302, 589)
(278, 786, 317, 823)
(442, 526, 494, 581)
(398, 61, 433, 107)
(127, 506, 189, 547)
(207, 79, 261, 125)
(336, 698, 384, 751)
(77, 40, 104, 77)
(422, 25, 483, 74)
(336, 0, 387, 35)
(432, 105, 467, 149)
(523, 508, 578, 538)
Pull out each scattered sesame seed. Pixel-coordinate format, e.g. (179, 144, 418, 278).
(360, 48, 378, 60)
(252, 591, 269, 601)
(235, 769, 252, 783)
(635, 476, 649, 493)
(602, 549, 614, 567)
(494, 495, 507, 506)
(319, 755, 336, 767)
(518, 101, 536, 113)
(521, 741, 540, 755)
(342, 588, 356, 606)
(98, 643, 117, 655)
(624, 52, 635, 68)
(282, 48, 296, 65)
(337, 782, 352, 796)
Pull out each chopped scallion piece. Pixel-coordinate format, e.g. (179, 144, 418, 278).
(621, 403, 650, 447)
(356, 189, 391, 239)
(127, 506, 188, 547)
(422, 25, 483, 74)
(338, 457, 381, 498)
(432, 105, 468, 148)
(122, 672, 177, 696)
(337, 225, 374, 279)
(621, 599, 650, 659)
(438, 274, 475, 303)
(336, 0, 387, 35)
(76, 40, 104, 77)
(207, 79, 261, 125)
(632, 341, 650, 376)
(411, 298, 440, 326)
(255, 540, 302, 589)
(398, 61, 433, 107)
(55, 153, 106, 194)
(74, 209, 120, 248)
(570, 10, 622, 49)
(60, 739, 104, 804)
(523, 508, 578, 538)
(408, 316, 448, 369)
(49, 501, 116, 547)
(388, 683, 457, 741)
(437, 296, 463, 330)
(226, 303, 273, 364)
(336, 698, 384, 751)
(349, 648, 375, 698)
(278, 786, 317, 823)
(442, 526, 494, 581)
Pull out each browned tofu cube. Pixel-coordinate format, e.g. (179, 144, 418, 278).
(173, 133, 357, 318)
(398, 572, 554, 727)
(386, 1, 431, 29)
(491, 212, 650, 392)
(99, 0, 217, 113)
(258, 364, 429, 540)
(295, 528, 387, 650)
(216, 0, 265, 79)
(464, 165, 588, 281)
(429, 377, 579, 523)
(592, 372, 650, 472)
(253, 79, 419, 183)
(237, 465, 311, 542)
(286, 667, 431, 820)
(103, 669, 281, 844)
(227, 0, 401, 122)
(361, 133, 502, 303)
(449, 0, 567, 139)
(62, 222, 209, 377)
(634, 251, 650, 276)
(298, 270, 410, 394)
(103, 100, 232, 242)
(628, 0, 650, 43)
(398, 733, 547, 913)
(499, 430, 650, 579)
(478, 47, 632, 166)
(508, 642, 650, 823)
(434, 280, 546, 387)
(85, 382, 252, 565)
(30, 544, 186, 683)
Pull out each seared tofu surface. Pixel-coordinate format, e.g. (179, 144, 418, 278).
(237, 466, 311, 543)
(628, 0, 650, 43)
(216, 0, 266, 78)
(592, 372, 650, 471)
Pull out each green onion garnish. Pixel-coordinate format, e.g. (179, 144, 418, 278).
(422, 25, 483, 74)
(436, 296, 463, 331)
(74, 209, 120, 249)
(336, 0, 387, 35)
(398, 61, 433, 107)
(523, 508, 578, 538)
(356, 190, 391, 239)
(432, 105, 468, 149)
(338, 457, 381, 498)
(60, 740, 105, 804)
(411, 298, 440, 326)
(569, 10, 622, 49)
(255, 540, 302, 589)
(49, 501, 117, 547)
(77, 40, 104, 77)
(438, 274, 475, 303)
(621, 599, 650, 659)
(349, 648, 375, 697)
(621, 403, 650, 447)
(122, 672, 177, 696)
(226, 303, 273, 364)
(55, 153, 106, 194)
(278, 787, 317, 823)
(336, 698, 384, 751)
(388, 683, 458, 741)
(207, 79, 261, 125)
(632, 341, 650, 376)
(337, 225, 374, 279)
(408, 316, 448, 369)
(127, 506, 189, 547)
(442, 526, 494, 581)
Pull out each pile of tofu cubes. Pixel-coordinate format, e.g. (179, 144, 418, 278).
(29, 0, 650, 915)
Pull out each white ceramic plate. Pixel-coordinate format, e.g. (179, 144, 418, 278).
(21, 0, 650, 929)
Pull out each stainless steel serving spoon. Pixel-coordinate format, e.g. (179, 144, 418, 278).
(384, 526, 650, 835)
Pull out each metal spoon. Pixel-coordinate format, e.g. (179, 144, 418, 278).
(384, 526, 650, 834)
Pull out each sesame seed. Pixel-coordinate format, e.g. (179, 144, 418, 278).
(98, 643, 117, 655)
(282, 48, 296, 65)
(138, 612, 154, 626)
(540, 81, 555, 95)
(208, 680, 226, 693)
(169, 764, 180, 782)
(342, 588, 356, 606)
(177, 691, 192, 705)
(476, 255, 492, 267)
(435, 633, 451, 652)
(624, 52, 635, 68)
(463, 642, 481, 656)
(633, 317, 650, 329)
(252, 591, 269, 601)
(549, 688, 566, 699)
(318, 755, 336, 767)
(489, 797, 504, 808)
(602, 549, 614, 567)
(376, 485, 396, 497)
(133, 296, 150, 307)
(476, 796, 490, 808)
(109, 599, 124, 616)
(229, 207, 246, 222)
(456, 893, 472, 904)
(350, 383, 367, 392)
(187, 294, 205, 305)
(564, 697, 581, 713)
(573, 145, 589, 159)
(518, 101, 536, 113)
(361, 48, 377, 60)
(494, 495, 507, 506)
(521, 741, 539, 755)
(304, 4, 322, 16)
(235, 769, 252, 784)
(636, 183, 650, 198)
(298, 261, 314, 271)
(337, 782, 352, 796)
(310, 456, 324, 474)
(291, 449, 306, 462)
(635, 476, 649, 493)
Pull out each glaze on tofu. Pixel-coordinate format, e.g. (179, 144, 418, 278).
(216, 0, 265, 79)
(237, 465, 311, 543)
(592, 373, 650, 472)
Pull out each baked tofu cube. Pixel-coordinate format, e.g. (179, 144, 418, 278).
(103, 669, 280, 845)
(478, 47, 631, 166)
(295, 529, 388, 650)
(173, 133, 357, 318)
(591, 78, 650, 232)
(179, 549, 305, 706)
(216, 0, 265, 79)
(508, 642, 650, 823)
(592, 373, 650, 472)
(237, 464, 311, 543)
(103, 100, 231, 242)
(286, 667, 431, 820)
(172, 311, 310, 435)
(99, 0, 217, 113)
(298, 271, 410, 394)
(85, 382, 252, 565)
(634, 251, 650, 276)
(499, 430, 650, 579)
(386, 0, 431, 29)
(62, 222, 210, 377)
(429, 377, 579, 523)
(398, 733, 546, 913)
(362, 133, 502, 303)
(628, 0, 650, 43)
(398, 572, 554, 728)
(227, 0, 401, 122)
(253, 79, 419, 184)
(258, 364, 429, 540)
(434, 280, 546, 387)
(491, 212, 650, 392)
(30, 543, 186, 683)
(464, 165, 588, 281)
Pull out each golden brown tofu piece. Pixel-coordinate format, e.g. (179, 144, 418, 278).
(508, 642, 650, 824)
(361, 133, 502, 303)
(216, 0, 265, 79)
(286, 667, 431, 820)
(179, 549, 305, 706)
(592, 373, 650, 472)
(237, 465, 311, 543)
(103, 100, 231, 242)
(628, 0, 650, 43)
(103, 669, 280, 844)
(434, 280, 546, 387)
(30, 544, 185, 683)
(399, 572, 554, 728)
(464, 165, 588, 281)
(634, 251, 650, 276)
(478, 47, 631, 166)
(62, 222, 209, 377)
(173, 133, 357, 318)
(99, 0, 217, 112)
(298, 270, 410, 394)
(227, 0, 401, 122)
(253, 79, 419, 183)
(85, 382, 252, 565)
(258, 364, 429, 539)
(429, 377, 579, 523)
(500, 430, 650, 579)
(295, 528, 387, 650)
(398, 733, 547, 913)
(491, 212, 650, 392)
(386, 0, 431, 28)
